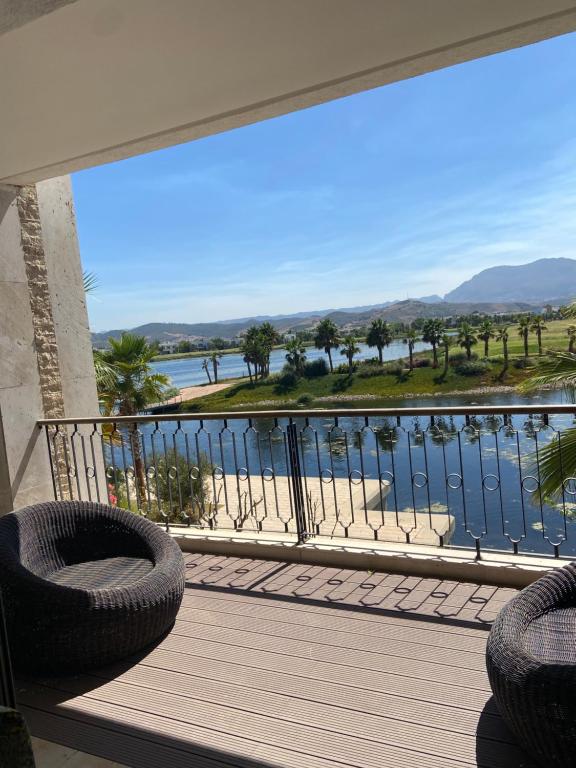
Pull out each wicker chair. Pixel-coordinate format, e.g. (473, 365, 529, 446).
(0, 501, 185, 674)
(486, 563, 576, 768)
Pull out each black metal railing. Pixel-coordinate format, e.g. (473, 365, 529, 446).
(39, 405, 576, 559)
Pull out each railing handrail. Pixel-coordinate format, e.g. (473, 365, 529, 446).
(38, 402, 576, 425)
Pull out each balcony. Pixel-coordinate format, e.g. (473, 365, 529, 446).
(17, 403, 572, 766)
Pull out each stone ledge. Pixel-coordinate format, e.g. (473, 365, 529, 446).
(171, 527, 570, 589)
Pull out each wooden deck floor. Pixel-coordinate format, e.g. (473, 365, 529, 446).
(17, 554, 535, 768)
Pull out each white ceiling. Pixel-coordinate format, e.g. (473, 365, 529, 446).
(1, 0, 576, 184)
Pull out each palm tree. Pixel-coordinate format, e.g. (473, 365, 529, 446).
(441, 333, 452, 379)
(456, 322, 478, 360)
(209, 351, 222, 383)
(530, 316, 547, 355)
(422, 319, 444, 368)
(258, 322, 280, 377)
(314, 318, 341, 372)
(517, 315, 531, 358)
(285, 338, 307, 374)
(403, 328, 418, 371)
(366, 318, 393, 364)
(340, 334, 360, 374)
(477, 319, 494, 358)
(201, 358, 212, 384)
(99, 333, 171, 502)
(241, 326, 261, 380)
(567, 325, 576, 354)
(496, 326, 510, 378)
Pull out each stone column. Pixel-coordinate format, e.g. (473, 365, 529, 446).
(0, 176, 99, 513)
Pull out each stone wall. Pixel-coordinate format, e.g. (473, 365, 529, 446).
(0, 176, 99, 513)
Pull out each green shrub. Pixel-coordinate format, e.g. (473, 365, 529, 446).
(358, 364, 383, 379)
(449, 351, 478, 365)
(111, 449, 213, 525)
(454, 360, 491, 376)
(513, 357, 533, 369)
(296, 392, 314, 406)
(303, 358, 328, 378)
(487, 355, 504, 364)
(383, 362, 404, 376)
(335, 362, 357, 374)
(275, 366, 299, 391)
(412, 357, 431, 368)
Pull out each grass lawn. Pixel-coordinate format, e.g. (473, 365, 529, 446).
(482, 318, 573, 357)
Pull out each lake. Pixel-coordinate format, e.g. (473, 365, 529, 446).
(152, 340, 431, 389)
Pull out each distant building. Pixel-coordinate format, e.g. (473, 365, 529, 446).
(158, 341, 179, 354)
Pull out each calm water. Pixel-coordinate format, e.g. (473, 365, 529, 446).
(110, 389, 576, 558)
(152, 340, 431, 389)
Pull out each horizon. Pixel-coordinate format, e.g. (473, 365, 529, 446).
(74, 32, 576, 332)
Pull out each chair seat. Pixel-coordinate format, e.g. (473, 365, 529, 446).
(48, 556, 154, 589)
(0, 501, 185, 673)
(523, 607, 576, 664)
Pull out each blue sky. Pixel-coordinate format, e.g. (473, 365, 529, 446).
(73, 32, 576, 331)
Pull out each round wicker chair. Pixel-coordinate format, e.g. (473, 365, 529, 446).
(486, 563, 576, 768)
(0, 501, 185, 674)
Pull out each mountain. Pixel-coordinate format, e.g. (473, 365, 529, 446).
(91, 299, 536, 346)
(320, 300, 533, 328)
(444, 258, 576, 304)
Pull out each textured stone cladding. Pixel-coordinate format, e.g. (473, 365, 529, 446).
(16, 186, 65, 420)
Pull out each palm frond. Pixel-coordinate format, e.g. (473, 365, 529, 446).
(530, 426, 576, 502)
(83, 271, 99, 294)
(93, 350, 117, 391)
(518, 350, 576, 393)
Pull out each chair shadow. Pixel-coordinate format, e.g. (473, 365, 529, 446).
(476, 697, 536, 768)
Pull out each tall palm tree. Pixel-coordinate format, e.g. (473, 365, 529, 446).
(314, 318, 341, 372)
(209, 351, 222, 383)
(241, 326, 261, 380)
(517, 315, 532, 358)
(403, 328, 418, 371)
(258, 322, 280, 377)
(496, 326, 510, 378)
(530, 316, 547, 356)
(340, 335, 360, 374)
(567, 325, 576, 354)
(441, 333, 452, 379)
(477, 319, 494, 358)
(422, 319, 444, 368)
(366, 318, 393, 364)
(285, 338, 307, 374)
(99, 333, 172, 502)
(456, 322, 478, 360)
(201, 358, 212, 384)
